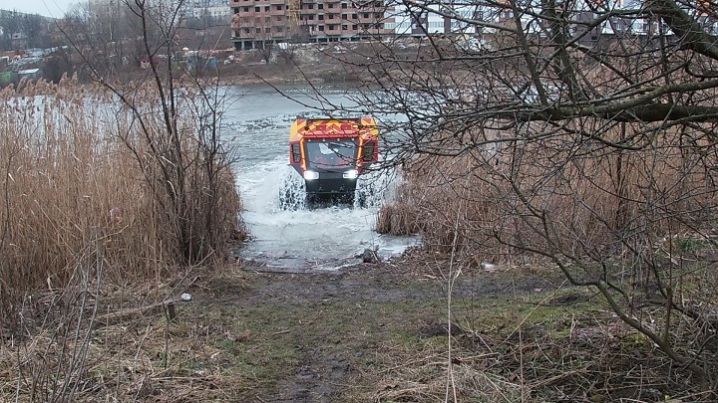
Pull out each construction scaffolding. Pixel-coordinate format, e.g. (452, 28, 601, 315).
(288, 0, 302, 36)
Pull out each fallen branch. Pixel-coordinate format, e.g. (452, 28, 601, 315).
(95, 298, 183, 327)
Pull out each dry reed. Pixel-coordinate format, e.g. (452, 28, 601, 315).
(377, 117, 718, 386)
(0, 77, 242, 333)
(379, 119, 718, 267)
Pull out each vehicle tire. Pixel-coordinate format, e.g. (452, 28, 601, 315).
(346, 192, 356, 207)
(306, 193, 318, 209)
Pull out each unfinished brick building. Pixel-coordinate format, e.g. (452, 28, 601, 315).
(230, 0, 394, 50)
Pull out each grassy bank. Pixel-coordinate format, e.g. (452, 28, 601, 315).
(2, 259, 707, 401)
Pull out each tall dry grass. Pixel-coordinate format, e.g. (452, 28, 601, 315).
(0, 77, 242, 333)
(380, 120, 718, 263)
(378, 118, 718, 384)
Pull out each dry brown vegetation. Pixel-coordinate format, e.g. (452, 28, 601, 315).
(0, 266, 257, 402)
(376, 119, 718, 393)
(324, 8, 718, 388)
(0, 77, 242, 335)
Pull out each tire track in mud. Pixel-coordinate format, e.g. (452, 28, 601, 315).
(212, 260, 565, 402)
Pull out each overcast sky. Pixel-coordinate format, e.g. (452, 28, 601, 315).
(0, 0, 76, 18)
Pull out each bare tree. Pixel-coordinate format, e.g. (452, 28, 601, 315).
(305, 0, 718, 390)
(58, 1, 134, 78)
(276, 42, 299, 64)
(257, 26, 275, 63)
(63, 0, 240, 266)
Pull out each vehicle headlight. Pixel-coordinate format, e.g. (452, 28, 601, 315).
(343, 169, 359, 179)
(303, 170, 319, 180)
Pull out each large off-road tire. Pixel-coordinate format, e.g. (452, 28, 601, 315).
(356, 168, 387, 208)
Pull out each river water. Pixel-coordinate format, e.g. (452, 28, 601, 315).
(223, 84, 418, 272)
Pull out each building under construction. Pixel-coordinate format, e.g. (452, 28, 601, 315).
(230, 0, 394, 50)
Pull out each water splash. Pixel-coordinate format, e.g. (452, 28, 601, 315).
(236, 158, 418, 272)
(223, 86, 420, 271)
(355, 166, 398, 209)
(277, 167, 307, 212)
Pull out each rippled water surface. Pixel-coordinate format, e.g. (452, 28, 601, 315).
(223, 85, 418, 271)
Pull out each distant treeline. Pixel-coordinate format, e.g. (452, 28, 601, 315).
(0, 10, 61, 52)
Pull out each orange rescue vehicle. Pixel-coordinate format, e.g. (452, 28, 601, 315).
(288, 117, 379, 203)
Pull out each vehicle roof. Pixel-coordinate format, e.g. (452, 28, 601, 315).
(290, 117, 379, 142)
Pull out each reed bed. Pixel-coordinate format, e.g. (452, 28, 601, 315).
(379, 119, 718, 267)
(0, 77, 242, 333)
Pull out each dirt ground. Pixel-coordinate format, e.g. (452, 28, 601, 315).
(181, 247, 710, 402)
(184, 253, 583, 402)
(2, 249, 709, 402)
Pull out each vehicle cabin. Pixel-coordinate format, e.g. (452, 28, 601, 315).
(288, 117, 379, 201)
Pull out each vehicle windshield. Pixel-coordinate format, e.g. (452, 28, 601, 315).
(305, 140, 358, 170)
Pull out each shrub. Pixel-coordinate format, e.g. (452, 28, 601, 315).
(378, 123, 718, 385)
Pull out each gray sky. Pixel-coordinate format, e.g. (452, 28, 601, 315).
(0, 0, 76, 17)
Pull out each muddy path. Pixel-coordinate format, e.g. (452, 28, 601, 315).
(194, 256, 566, 402)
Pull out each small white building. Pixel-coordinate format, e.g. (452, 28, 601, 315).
(18, 68, 42, 80)
(387, 2, 482, 36)
(192, 6, 231, 19)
